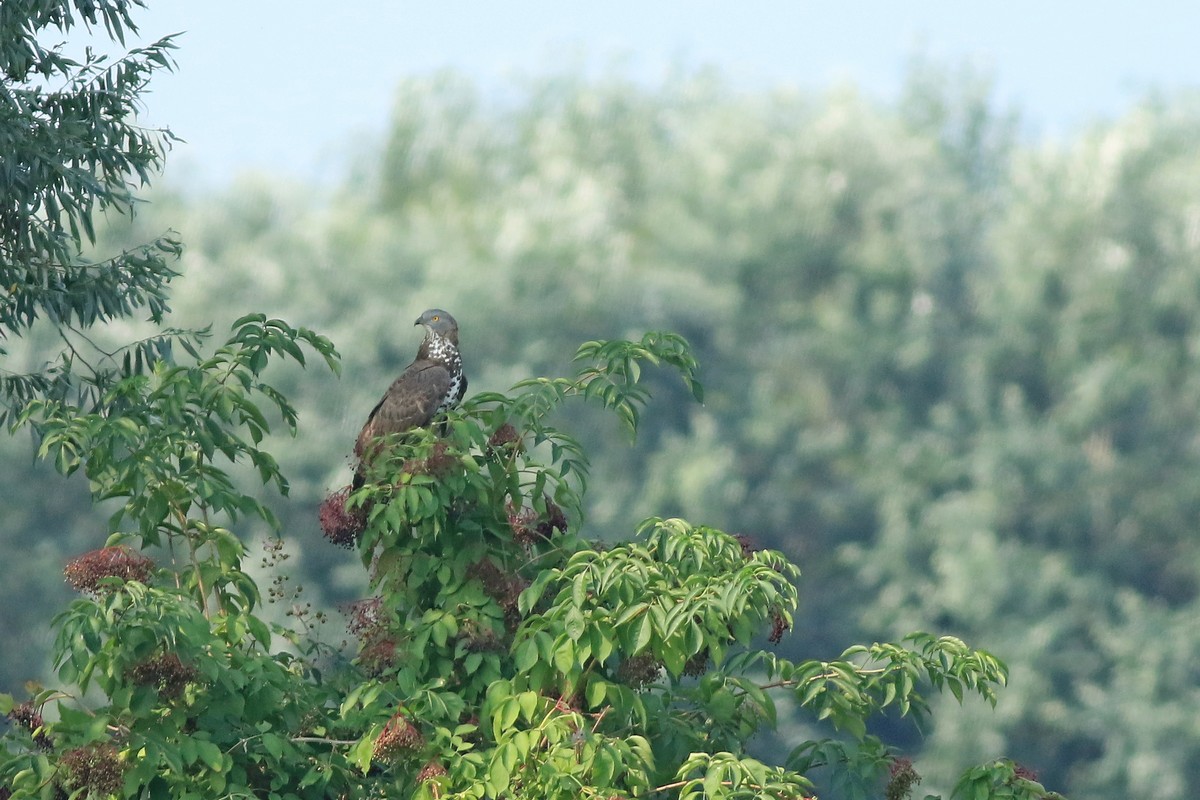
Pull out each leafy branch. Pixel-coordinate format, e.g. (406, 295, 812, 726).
(17, 316, 339, 614)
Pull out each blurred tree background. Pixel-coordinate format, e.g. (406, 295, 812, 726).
(6, 62, 1200, 799)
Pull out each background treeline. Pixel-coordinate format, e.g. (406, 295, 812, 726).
(6, 65, 1200, 799)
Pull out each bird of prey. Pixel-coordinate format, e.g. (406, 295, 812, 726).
(352, 309, 466, 488)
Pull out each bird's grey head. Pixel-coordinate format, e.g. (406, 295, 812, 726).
(415, 309, 459, 344)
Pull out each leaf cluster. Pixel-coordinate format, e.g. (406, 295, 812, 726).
(304, 335, 1025, 800)
(19, 315, 338, 613)
(0, 323, 1058, 799)
(1, 0, 183, 422)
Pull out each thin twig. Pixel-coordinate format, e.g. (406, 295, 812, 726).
(290, 736, 359, 746)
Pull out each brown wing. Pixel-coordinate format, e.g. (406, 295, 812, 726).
(354, 361, 453, 458)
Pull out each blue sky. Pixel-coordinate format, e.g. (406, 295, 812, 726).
(127, 1, 1196, 187)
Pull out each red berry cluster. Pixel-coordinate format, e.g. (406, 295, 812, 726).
(1013, 763, 1039, 781)
(541, 499, 568, 537)
(768, 610, 790, 644)
(357, 636, 400, 677)
(60, 743, 125, 797)
(373, 713, 424, 762)
(126, 652, 199, 700)
(486, 423, 523, 454)
(733, 533, 759, 560)
(617, 654, 662, 690)
(466, 559, 527, 609)
(885, 757, 921, 800)
(344, 597, 384, 636)
(466, 559, 528, 631)
(64, 545, 153, 595)
(8, 702, 51, 750)
(416, 759, 448, 783)
(402, 442, 457, 479)
(682, 650, 710, 678)
(505, 503, 539, 546)
(1010, 763, 1051, 798)
(318, 487, 367, 548)
(506, 498, 569, 546)
(343, 598, 398, 676)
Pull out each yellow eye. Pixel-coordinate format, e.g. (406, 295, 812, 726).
(431, 315, 440, 321)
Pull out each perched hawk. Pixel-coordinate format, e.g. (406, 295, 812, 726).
(352, 309, 466, 488)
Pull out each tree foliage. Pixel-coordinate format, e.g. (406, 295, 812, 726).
(2, 322, 1055, 799)
(0, 0, 183, 421)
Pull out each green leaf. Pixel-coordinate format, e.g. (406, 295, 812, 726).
(486, 756, 511, 797)
(261, 732, 285, 758)
(564, 605, 587, 641)
(585, 678, 608, 708)
(495, 698, 520, 738)
(593, 746, 616, 787)
(552, 638, 576, 674)
(633, 613, 653, 653)
(514, 637, 539, 673)
(517, 691, 539, 722)
(592, 626, 614, 663)
(708, 688, 737, 723)
(348, 735, 375, 773)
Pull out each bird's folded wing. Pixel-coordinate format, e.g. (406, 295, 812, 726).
(355, 362, 453, 456)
